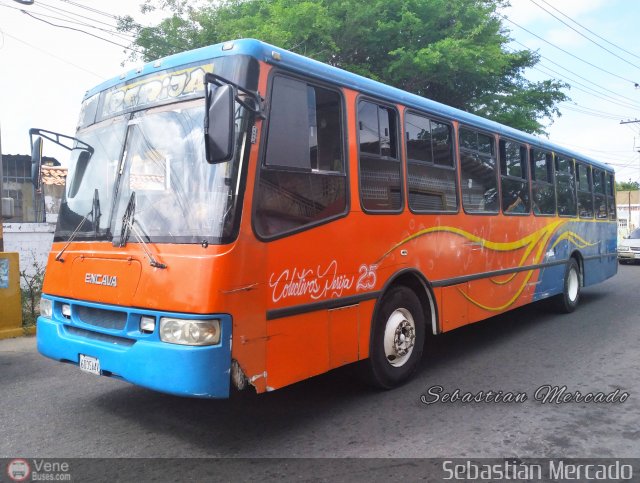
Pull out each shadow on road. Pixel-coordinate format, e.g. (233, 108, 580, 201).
(91, 286, 613, 455)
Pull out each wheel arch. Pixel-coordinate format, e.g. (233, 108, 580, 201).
(372, 268, 439, 337)
(569, 249, 584, 286)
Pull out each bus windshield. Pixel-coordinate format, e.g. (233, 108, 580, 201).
(56, 98, 248, 245)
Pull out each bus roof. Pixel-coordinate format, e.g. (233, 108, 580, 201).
(86, 38, 612, 172)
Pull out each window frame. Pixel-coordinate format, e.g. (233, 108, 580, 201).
(457, 124, 500, 216)
(554, 153, 578, 218)
(252, 70, 350, 242)
(529, 147, 557, 217)
(606, 172, 616, 221)
(403, 108, 459, 215)
(498, 137, 531, 216)
(575, 161, 594, 219)
(356, 94, 404, 214)
(592, 167, 608, 221)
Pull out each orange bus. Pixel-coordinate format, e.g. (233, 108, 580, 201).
(34, 39, 617, 398)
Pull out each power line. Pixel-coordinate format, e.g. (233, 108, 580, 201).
(558, 103, 627, 122)
(502, 15, 640, 86)
(528, 0, 640, 73)
(1, 30, 103, 78)
(37, 0, 122, 30)
(537, 0, 640, 63)
(20, 10, 143, 54)
(56, 0, 119, 20)
(533, 62, 640, 112)
(512, 40, 640, 108)
(0, 3, 135, 42)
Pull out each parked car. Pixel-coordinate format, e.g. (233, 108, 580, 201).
(618, 228, 640, 264)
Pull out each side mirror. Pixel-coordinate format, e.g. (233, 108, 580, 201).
(204, 84, 235, 164)
(31, 136, 43, 190)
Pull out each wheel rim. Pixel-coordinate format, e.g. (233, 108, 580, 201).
(567, 267, 579, 302)
(383, 308, 416, 367)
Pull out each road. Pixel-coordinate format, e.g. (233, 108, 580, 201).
(1, 265, 638, 464)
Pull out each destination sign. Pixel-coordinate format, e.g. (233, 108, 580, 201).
(100, 63, 214, 119)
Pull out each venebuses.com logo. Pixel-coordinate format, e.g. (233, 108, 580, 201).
(7, 459, 30, 482)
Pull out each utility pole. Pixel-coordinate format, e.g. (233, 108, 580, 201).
(620, 120, 640, 232)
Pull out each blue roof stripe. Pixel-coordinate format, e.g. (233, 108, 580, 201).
(86, 38, 612, 172)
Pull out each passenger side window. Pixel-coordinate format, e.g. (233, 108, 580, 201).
(405, 112, 457, 212)
(499, 140, 530, 215)
(255, 76, 346, 238)
(607, 173, 616, 220)
(358, 100, 402, 211)
(459, 127, 498, 213)
(593, 168, 607, 219)
(576, 163, 593, 218)
(555, 155, 577, 217)
(530, 149, 556, 215)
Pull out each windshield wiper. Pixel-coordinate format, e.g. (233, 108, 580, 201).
(117, 191, 167, 269)
(55, 189, 101, 263)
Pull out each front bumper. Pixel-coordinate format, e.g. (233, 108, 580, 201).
(37, 296, 232, 398)
(617, 250, 639, 261)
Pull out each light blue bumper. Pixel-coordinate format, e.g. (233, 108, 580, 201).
(37, 296, 232, 398)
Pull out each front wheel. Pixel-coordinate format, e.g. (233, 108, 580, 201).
(552, 258, 581, 313)
(365, 286, 426, 389)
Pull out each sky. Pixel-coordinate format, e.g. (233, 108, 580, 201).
(1, 0, 640, 182)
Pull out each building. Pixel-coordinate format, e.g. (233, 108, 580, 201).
(616, 190, 640, 237)
(2, 154, 61, 223)
(2, 155, 66, 282)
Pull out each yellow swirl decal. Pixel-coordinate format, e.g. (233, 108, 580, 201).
(379, 220, 597, 312)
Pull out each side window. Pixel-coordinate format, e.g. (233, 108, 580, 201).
(576, 163, 593, 218)
(405, 112, 458, 212)
(555, 155, 577, 217)
(254, 76, 346, 238)
(499, 140, 530, 215)
(530, 149, 556, 215)
(606, 173, 616, 220)
(459, 127, 498, 213)
(593, 168, 607, 219)
(358, 100, 402, 211)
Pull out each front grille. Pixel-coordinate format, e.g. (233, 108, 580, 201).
(75, 305, 127, 330)
(65, 326, 135, 347)
(630, 247, 640, 252)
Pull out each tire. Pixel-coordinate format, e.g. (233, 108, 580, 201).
(552, 258, 581, 313)
(364, 286, 426, 389)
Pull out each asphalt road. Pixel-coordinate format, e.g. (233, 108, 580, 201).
(1, 265, 639, 463)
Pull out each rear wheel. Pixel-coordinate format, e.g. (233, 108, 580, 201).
(365, 286, 425, 389)
(552, 258, 581, 313)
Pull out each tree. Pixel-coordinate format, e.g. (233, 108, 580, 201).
(616, 180, 640, 191)
(118, 0, 568, 134)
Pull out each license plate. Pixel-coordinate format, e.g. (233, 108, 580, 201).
(79, 354, 101, 375)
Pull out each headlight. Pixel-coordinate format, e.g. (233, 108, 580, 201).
(40, 298, 53, 318)
(159, 318, 220, 346)
(618, 246, 630, 252)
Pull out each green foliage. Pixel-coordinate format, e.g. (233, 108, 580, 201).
(20, 255, 45, 329)
(616, 180, 640, 191)
(118, 0, 569, 134)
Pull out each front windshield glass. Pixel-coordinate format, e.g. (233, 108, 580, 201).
(629, 228, 640, 239)
(55, 115, 127, 241)
(111, 99, 246, 244)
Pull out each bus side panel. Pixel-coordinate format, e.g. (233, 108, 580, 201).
(439, 283, 468, 332)
(357, 299, 375, 359)
(328, 305, 359, 369)
(265, 312, 329, 390)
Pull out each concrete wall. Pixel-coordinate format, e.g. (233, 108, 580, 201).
(3, 222, 55, 283)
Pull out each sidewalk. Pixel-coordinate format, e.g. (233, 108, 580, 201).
(0, 335, 36, 353)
